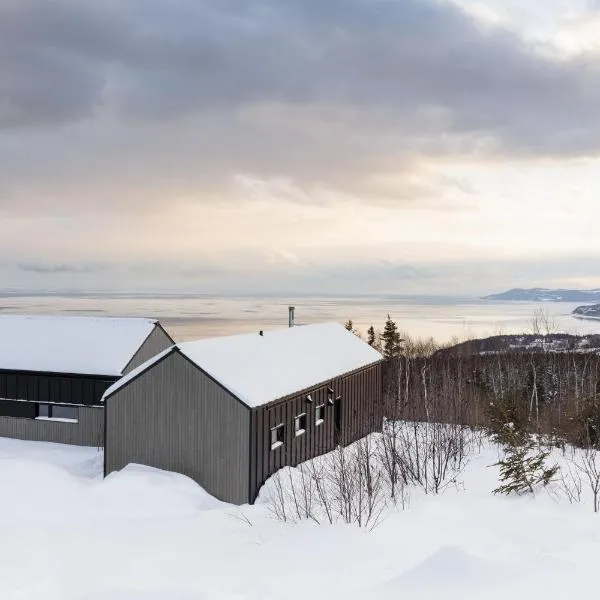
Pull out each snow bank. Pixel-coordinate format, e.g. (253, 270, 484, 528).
(1, 435, 600, 599)
(0, 438, 228, 528)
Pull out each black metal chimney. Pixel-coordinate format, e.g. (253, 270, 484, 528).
(288, 306, 295, 328)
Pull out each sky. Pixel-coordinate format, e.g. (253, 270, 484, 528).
(2, 0, 600, 296)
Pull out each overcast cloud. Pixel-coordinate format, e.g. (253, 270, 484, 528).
(2, 0, 600, 294)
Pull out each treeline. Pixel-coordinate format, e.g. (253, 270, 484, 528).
(387, 352, 600, 448)
(351, 316, 600, 450)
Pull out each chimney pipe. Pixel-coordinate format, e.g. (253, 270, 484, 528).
(259, 330, 264, 336)
(288, 306, 295, 328)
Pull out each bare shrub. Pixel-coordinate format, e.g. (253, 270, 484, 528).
(391, 421, 471, 494)
(555, 445, 600, 511)
(557, 447, 583, 505)
(379, 419, 403, 504)
(266, 437, 388, 530)
(573, 447, 600, 513)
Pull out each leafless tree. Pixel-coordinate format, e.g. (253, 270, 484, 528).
(267, 438, 388, 529)
(557, 447, 583, 505)
(574, 448, 600, 513)
(379, 419, 402, 503)
(531, 308, 557, 337)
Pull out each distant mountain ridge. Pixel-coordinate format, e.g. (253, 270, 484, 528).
(437, 333, 600, 357)
(483, 288, 600, 302)
(573, 304, 600, 318)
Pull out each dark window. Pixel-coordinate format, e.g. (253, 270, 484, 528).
(52, 405, 79, 421)
(315, 405, 325, 426)
(36, 404, 78, 422)
(294, 413, 307, 436)
(270, 424, 284, 450)
(0, 400, 36, 419)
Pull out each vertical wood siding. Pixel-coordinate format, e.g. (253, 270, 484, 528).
(122, 325, 174, 374)
(0, 370, 115, 406)
(105, 351, 250, 505)
(0, 405, 104, 446)
(249, 361, 383, 502)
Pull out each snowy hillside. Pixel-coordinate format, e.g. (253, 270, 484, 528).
(484, 287, 600, 301)
(573, 303, 600, 319)
(0, 436, 599, 599)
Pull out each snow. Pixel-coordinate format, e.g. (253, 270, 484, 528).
(105, 322, 382, 406)
(0, 315, 159, 376)
(2, 434, 600, 599)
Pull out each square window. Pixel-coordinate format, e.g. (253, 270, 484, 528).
(52, 405, 79, 422)
(315, 405, 325, 426)
(37, 404, 50, 418)
(36, 403, 78, 422)
(270, 424, 284, 450)
(294, 413, 307, 436)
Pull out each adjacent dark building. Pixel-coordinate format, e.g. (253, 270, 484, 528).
(103, 322, 384, 504)
(0, 315, 173, 446)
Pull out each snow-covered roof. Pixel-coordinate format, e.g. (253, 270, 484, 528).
(104, 322, 382, 407)
(0, 315, 160, 376)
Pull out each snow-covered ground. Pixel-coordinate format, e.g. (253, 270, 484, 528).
(0, 436, 599, 600)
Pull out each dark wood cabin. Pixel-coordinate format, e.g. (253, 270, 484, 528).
(0, 315, 173, 446)
(103, 322, 384, 504)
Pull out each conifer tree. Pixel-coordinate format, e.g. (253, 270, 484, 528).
(493, 424, 558, 495)
(381, 315, 402, 360)
(367, 325, 377, 347)
(344, 319, 361, 338)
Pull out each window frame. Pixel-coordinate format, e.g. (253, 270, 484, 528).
(315, 404, 325, 426)
(35, 403, 79, 423)
(294, 412, 307, 437)
(270, 423, 285, 450)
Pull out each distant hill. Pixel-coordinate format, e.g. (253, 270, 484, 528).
(483, 288, 600, 302)
(573, 304, 600, 318)
(437, 333, 600, 357)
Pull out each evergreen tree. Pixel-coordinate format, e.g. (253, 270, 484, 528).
(344, 319, 361, 338)
(493, 424, 558, 495)
(381, 315, 402, 360)
(367, 325, 377, 347)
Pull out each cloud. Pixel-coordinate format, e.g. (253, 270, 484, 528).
(3, 1, 600, 152)
(3, 0, 600, 295)
(17, 262, 105, 274)
(5, 252, 600, 297)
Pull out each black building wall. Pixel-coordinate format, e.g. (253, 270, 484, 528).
(0, 370, 116, 447)
(248, 361, 383, 503)
(0, 370, 116, 408)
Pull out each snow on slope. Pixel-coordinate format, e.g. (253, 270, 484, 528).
(0, 436, 599, 600)
(0, 315, 158, 375)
